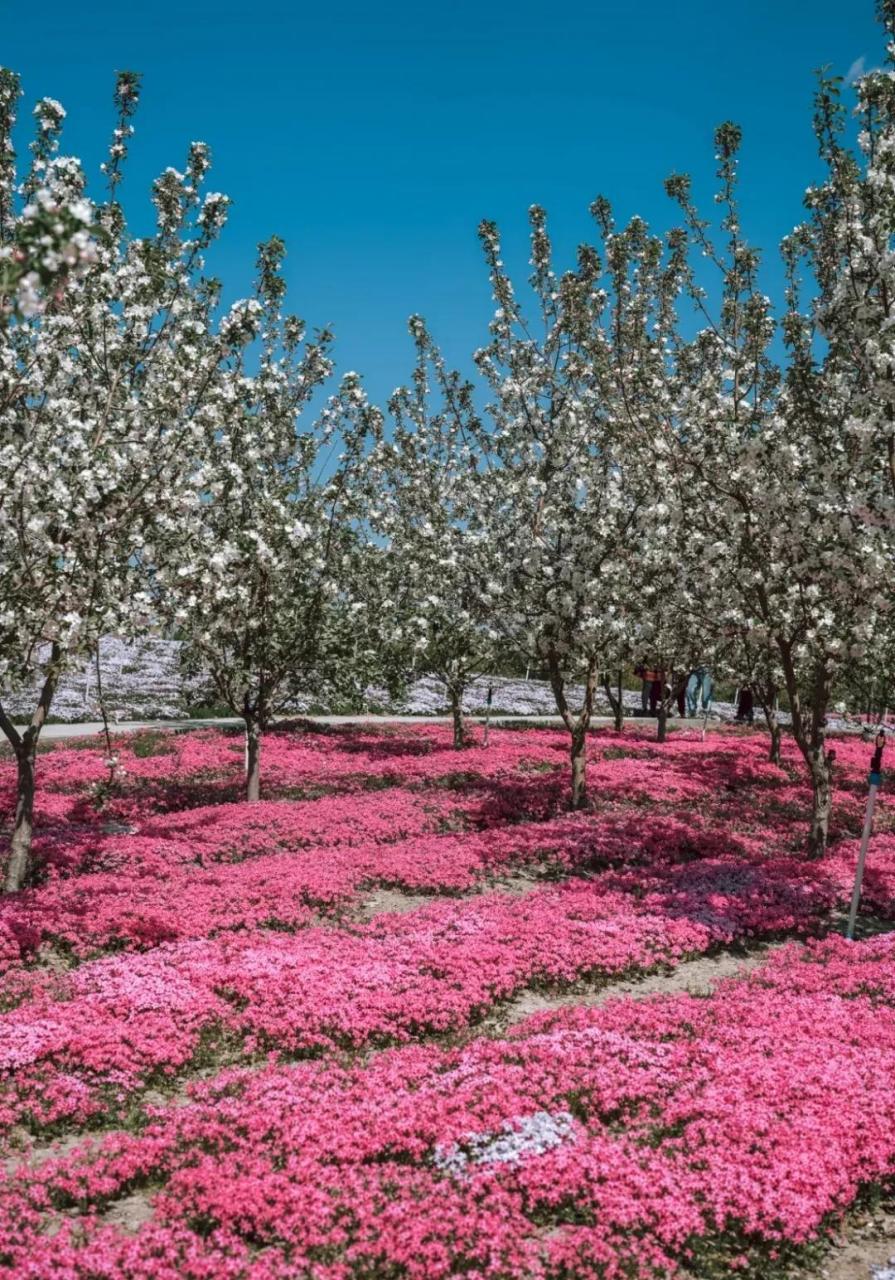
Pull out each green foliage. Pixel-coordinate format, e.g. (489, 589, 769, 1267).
(128, 730, 176, 758)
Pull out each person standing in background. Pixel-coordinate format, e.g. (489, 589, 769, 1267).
(636, 662, 661, 715)
(735, 683, 754, 724)
(686, 666, 713, 717)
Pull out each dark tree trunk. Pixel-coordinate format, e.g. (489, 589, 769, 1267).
(1, 645, 60, 892)
(776, 642, 834, 857)
(601, 670, 625, 733)
(570, 730, 587, 809)
(546, 651, 597, 810)
(245, 718, 262, 803)
(448, 686, 466, 750)
(807, 753, 833, 858)
(95, 640, 119, 786)
(656, 673, 687, 743)
(657, 704, 668, 744)
(756, 682, 782, 765)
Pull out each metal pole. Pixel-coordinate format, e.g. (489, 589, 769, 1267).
(846, 731, 886, 940)
(846, 786, 878, 940)
(483, 683, 493, 748)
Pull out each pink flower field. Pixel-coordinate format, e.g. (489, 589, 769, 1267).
(0, 720, 893, 1278)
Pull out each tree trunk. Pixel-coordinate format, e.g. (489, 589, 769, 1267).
(776, 642, 834, 857)
(807, 753, 833, 858)
(95, 641, 119, 786)
(0, 645, 61, 892)
(546, 651, 596, 810)
(657, 704, 668, 744)
(757, 683, 782, 765)
(5, 751, 36, 893)
(448, 686, 465, 750)
(656, 673, 686, 743)
(245, 719, 262, 802)
(601, 670, 625, 733)
(570, 730, 588, 810)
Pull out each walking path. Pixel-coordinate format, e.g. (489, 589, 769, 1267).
(29, 712, 731, 740)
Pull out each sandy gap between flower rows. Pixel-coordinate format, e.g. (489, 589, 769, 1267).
(351, 868, 544, 921)
(489, 943, 777, 1031)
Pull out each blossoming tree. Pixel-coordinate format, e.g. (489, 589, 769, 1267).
(475, 204, 678, 806)
(169, 238, 379, 800)
(0, 73, 99, 322)
(0, 71, 262, 890)
(368, 317, 502, 748)
(663, 110, 891, 854)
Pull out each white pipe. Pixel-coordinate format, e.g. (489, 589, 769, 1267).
(846, 782, 878, 940)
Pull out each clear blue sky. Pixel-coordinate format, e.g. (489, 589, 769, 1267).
(1, 0, 882, 405)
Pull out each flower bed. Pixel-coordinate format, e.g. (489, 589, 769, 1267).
(0, 721, 890, 1277)
(1, 936, 895, 1277)
(0, 851, 835, 1139)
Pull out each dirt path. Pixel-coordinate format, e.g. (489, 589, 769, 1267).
(815, 1199, 895, 1280)
(494, 944, 776, 1030)
(353, 870, 543, 921)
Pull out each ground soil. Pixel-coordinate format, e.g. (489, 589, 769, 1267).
(497, 944, 775, 1028)
(816, 1204, 895, 1280)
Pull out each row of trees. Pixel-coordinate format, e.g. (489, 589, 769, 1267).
(2, 3, 895, 887)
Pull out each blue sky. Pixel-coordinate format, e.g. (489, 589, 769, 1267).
(1, 0, 882, 406)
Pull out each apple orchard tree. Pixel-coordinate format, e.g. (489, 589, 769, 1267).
(474, 204, 680, 807)
(168, 237, 378, 801)
(0, 71, 264, 890)
(369, 316, 502, 749)
(664, 110, 891, 856)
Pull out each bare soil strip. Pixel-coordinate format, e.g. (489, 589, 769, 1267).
(494, 944, 777, 1030)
